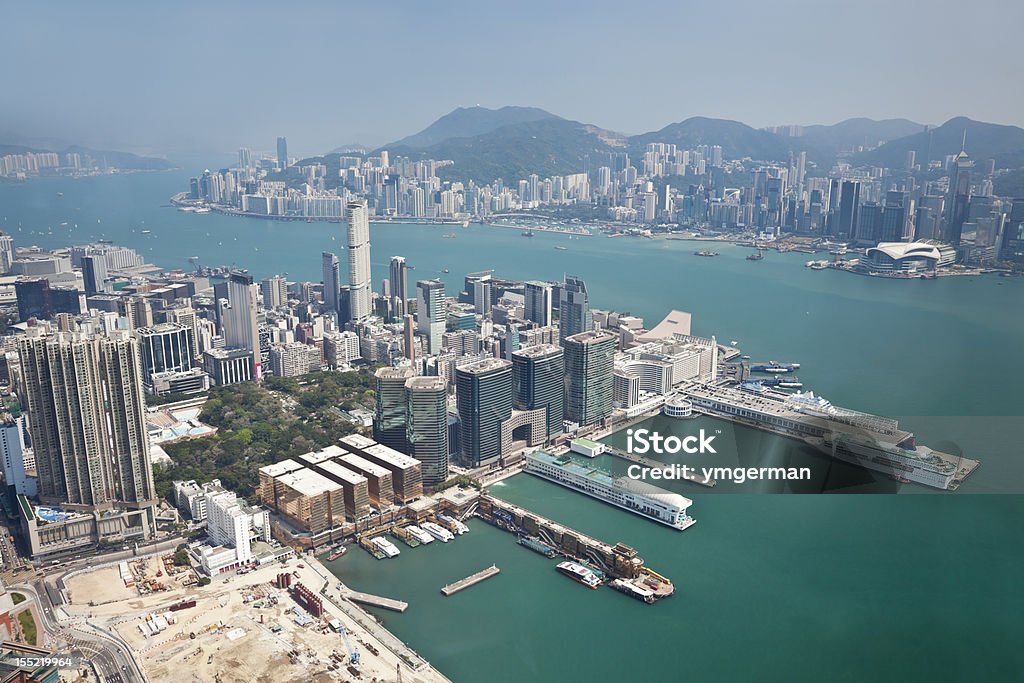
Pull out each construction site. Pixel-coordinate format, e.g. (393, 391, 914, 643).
(60, 556, 451, 683)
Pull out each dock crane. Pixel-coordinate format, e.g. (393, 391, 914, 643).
(339, 625, 360, 666)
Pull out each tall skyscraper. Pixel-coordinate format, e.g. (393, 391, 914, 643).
(405, 377, 449, 486)
(276, 136, 288, 170)
(836, 180, 861, 240)
(559, 275, 591, 345)
(374, 366, 415, 451)
(17, 331, 155, 507)
(389, 256, 409, 318)
(345, 199, 372, 321)
(81, 254, 110, 294)
(455, 358, 512, 468)
(945, 136, 973, 246)
(403, 314, 416, 362)
(563, 330, 616, 427)
(223, 272, 261, 378)
(416, 279, 446, 354)
(512, 343, 564, 438)
(524, 281, 553, 327)
(322, 252, 340, 315)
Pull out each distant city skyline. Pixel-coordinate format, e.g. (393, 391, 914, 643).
(3, 1, 1023, 157)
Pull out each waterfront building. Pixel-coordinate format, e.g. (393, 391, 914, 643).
(339, 433, 423, 503)
(17, 330, 156, 510)
(416, 279, 446, 354)
(405, 376, 449, 486)
(338, 452, 395, 509)
(455, 358, 513, 468)
(564, 330, 616, 426)
(345, 199, 372, 321)
(559, 275, 591, 345)
(858, 241, 957, 273)
(512, 343, 564, 439)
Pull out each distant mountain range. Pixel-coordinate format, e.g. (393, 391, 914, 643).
(368, 107, 1022, 184)
(0, 141, 174, 171)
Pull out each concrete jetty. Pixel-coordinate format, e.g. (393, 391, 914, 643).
(441, 565, 500, 596)
(341, 588, 409, 612)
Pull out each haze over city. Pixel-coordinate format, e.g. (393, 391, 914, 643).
(4, 0, 1024, 157)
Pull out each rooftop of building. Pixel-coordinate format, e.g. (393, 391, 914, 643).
(258, 459, 304, 478)
(564, 329, 617, 345)
(512, 343, 562, 359)
(337, 452, 391, 478)
(316, 460, 368, 486)
(364, 443, 421, 469)
(375, 366, 415, 379)
(456, 357, 511, 375)
(405, 376, 447, 391)
(275, 467, 342, 496)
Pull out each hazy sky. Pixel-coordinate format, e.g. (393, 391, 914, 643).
(4, 0, 1022, 158)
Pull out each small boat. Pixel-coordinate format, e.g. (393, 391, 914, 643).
(554, 245, 568, 251)
(556, 561, 602, 589)
(522, 230, 535, 237)
(442, 268, 450, 273)
(327, 546, 347, 561)
(141, 229, 151, 234)
(404, 525, 434, 544)
(421, 521, 455, 543)
(694, 250, 719, 257)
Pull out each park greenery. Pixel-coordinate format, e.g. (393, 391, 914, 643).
(154, 369, 377, 501)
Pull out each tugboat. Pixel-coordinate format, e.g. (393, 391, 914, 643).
(747, 248, 764, 261)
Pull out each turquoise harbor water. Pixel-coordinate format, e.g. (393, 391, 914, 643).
(4, 172, 1024, 680)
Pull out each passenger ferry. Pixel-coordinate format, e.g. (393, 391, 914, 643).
(437, 514, 470, 535)
(404, 525, 434, 544)
(421, 521, 455, 543)
(524, 451, 696, 531)
(556, 561, 602, 589)
(371, 536, 401, 558)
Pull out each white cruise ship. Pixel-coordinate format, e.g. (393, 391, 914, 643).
(804, 432, 959, 489)
(371, 536, 401, 558)
(421, 521, 455, 543)
(525, 451, 696, 531)
(404, 525, 434, 544)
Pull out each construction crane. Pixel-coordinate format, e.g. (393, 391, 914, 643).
(339, 625, 360, 666)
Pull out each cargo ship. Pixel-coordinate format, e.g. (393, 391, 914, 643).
(421, 521, 455, 543)
(524, 451, 696, 531)
(404, 525, 434, 544)
(556, 561, 602, 589)
(371, 537, 401, 558)
(609, 578, 656, 604)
